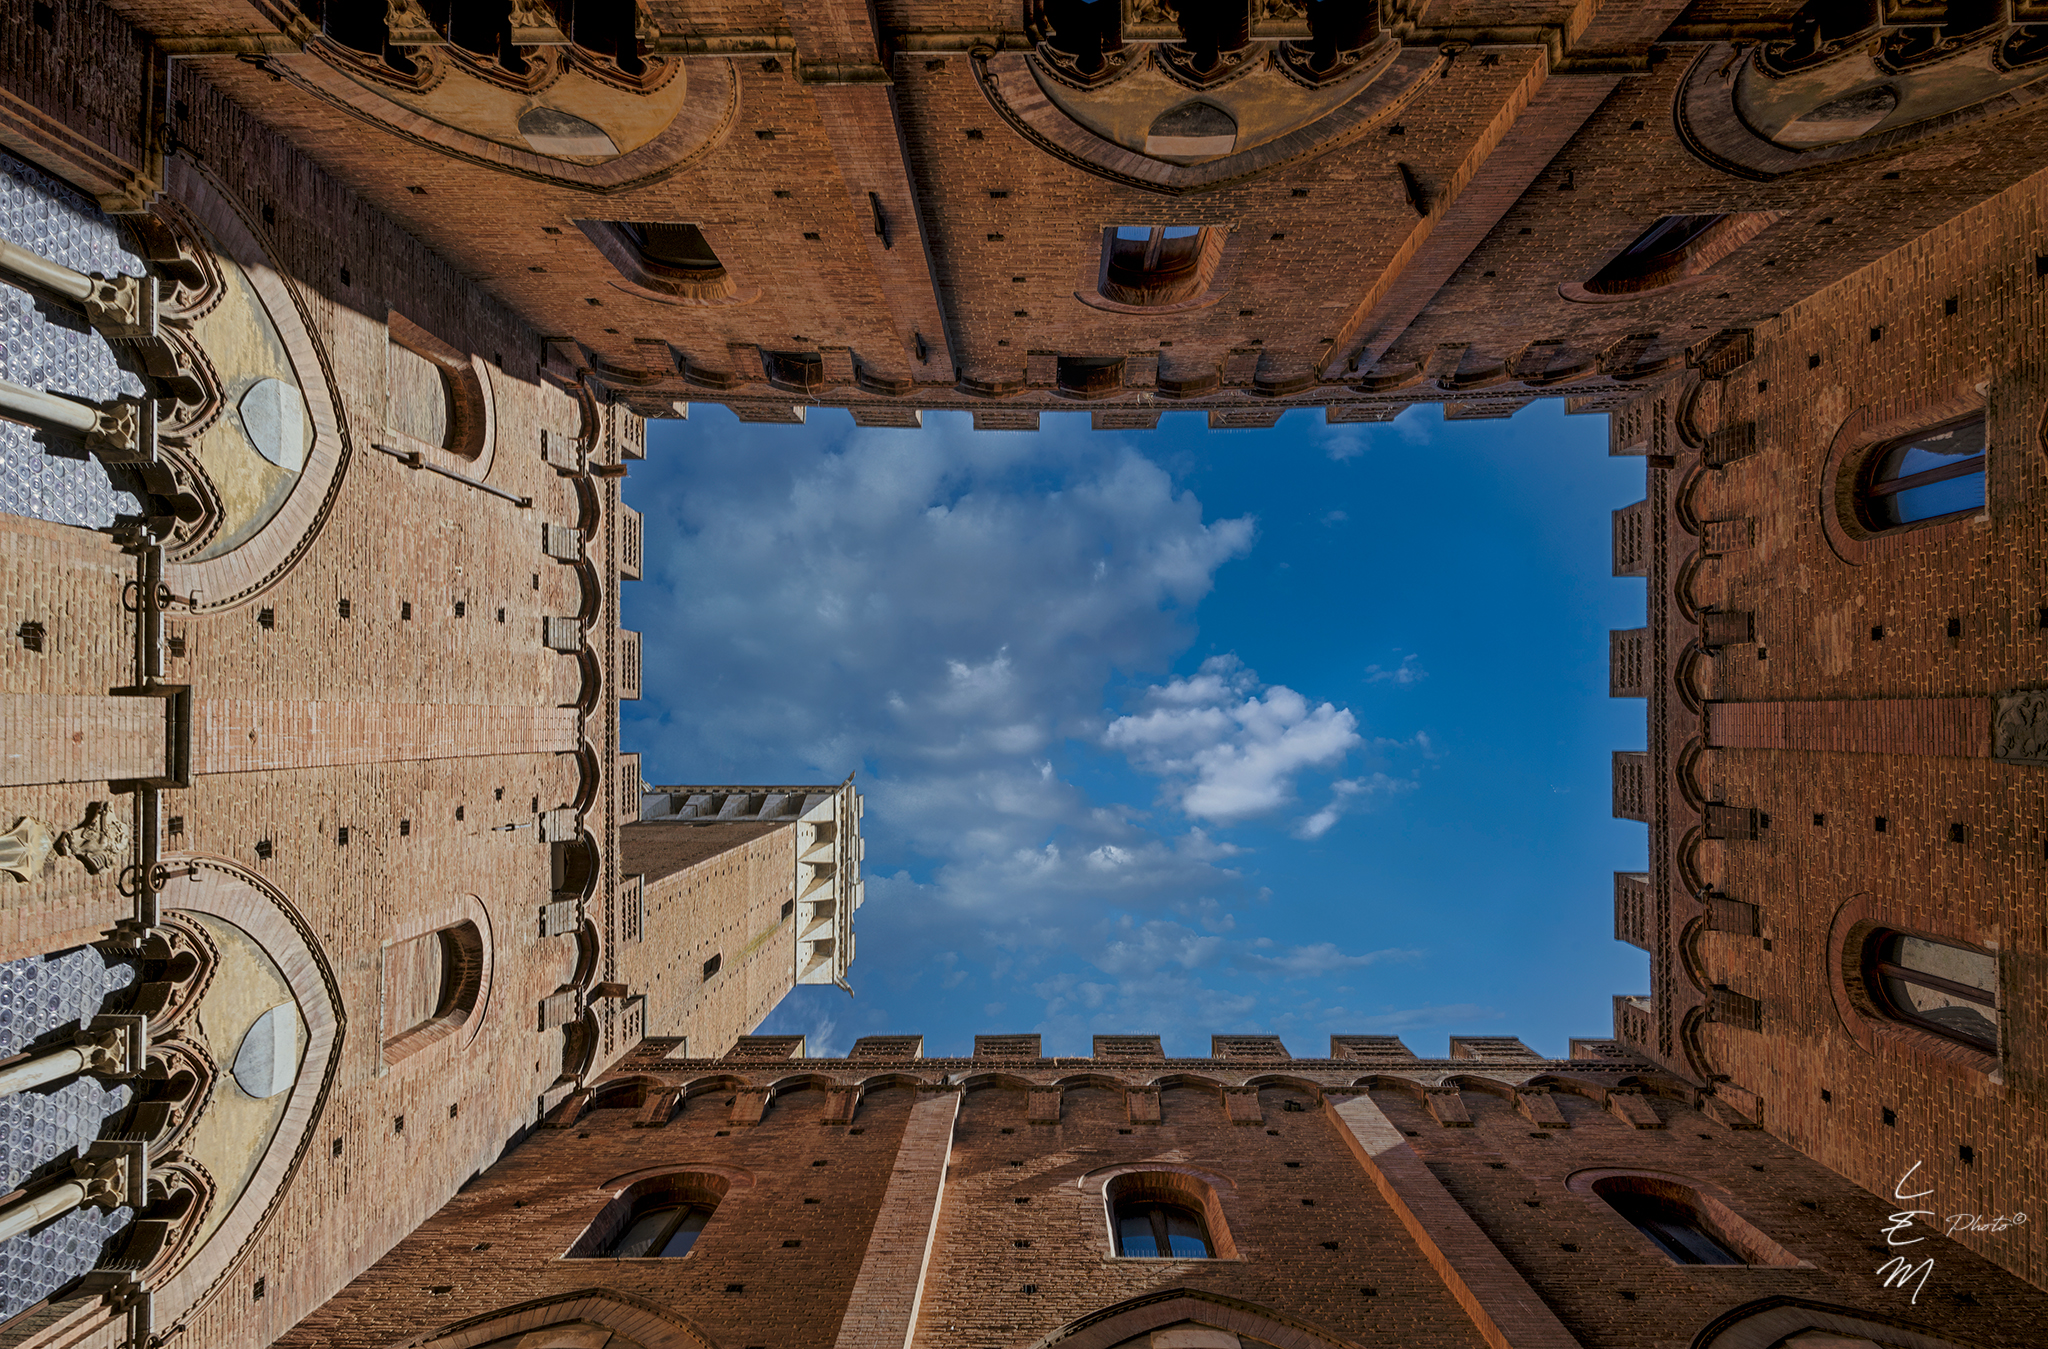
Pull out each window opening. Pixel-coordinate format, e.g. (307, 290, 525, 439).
(1594, 1185, 1741, 1265)
(608, 1202, 713, 1257)
(621, 224, 725, 278)
(1114, 1199, 1213, 1258)
(1857, 414, 1986, 529)
(1864, 929, 1998, 1051)
(1586, 215, 1728, 294)
(1101, 226, 1220, 308)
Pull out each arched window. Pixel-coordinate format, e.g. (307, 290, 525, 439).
(1115, 1197, 1213, 1258)
(1586, 215, 1729, 294)
(386, 313, 490, 460)
(1863, 929, 1998, 1052)
(1855, 414, 1986, 530)
(568, 1172, 732, 1259)
(1102, 1171, 1234, 1259)
(1098, 226, 1225, 309)
(575, 220, 742, 304)
(1594, 1183, 1742, 1265)
(605, 1199, 713, 1257)
(381, 920, 486, 1061)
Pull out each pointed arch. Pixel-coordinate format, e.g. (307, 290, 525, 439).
(1689, 1296, 1982, 1349)
(1022, 1288, 1356, 1349)
(404, 1288, 722, 1349)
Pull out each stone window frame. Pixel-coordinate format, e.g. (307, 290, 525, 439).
(1818, 382, 1993, 565)
(1558, 212, 1780, 304)
(1082, 1163, 1242, 1261)
(574, 219, 758, 307)
(379, 894, 494, 1066)
(385, 311, 497, 473)
(1566, 1168, 1809, 1269)
(1076, 224, 1234, 314)
(562, 1169, 740, 1260)
(1825, 895, 2003, 1081)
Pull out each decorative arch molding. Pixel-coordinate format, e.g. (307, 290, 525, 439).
(1023, 1288, 1355, 1349)
(399, 1288, 723, 1349)
(385, 311, 498, 475)
(1819, 383, 1991, 566)
(597, 1164, 756, 1195)
(153, 857, 344, 1321)
(1567, 1168, 1810, 1268)
(156, 156, 352, 613)
(974, 45, 1439, 195)
(1235, 1074, 1330, 1099)
(270, 52, 742, 194)
(1690, 1296, 1987, 1349)
(1824, 894, 2004, 1082)
(1677, 40, 2048, 182)
(1074, 1161, 1239, 1194)
(589, 1074, 670, 1109)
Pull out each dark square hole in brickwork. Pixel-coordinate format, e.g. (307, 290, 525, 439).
(803, 232, 821, 241)
(1014, 1197, 1029, 1204)
(1118, 1127, 1132, 1134)
(1012, 275, 1027, 282)
(1949, 822, 1969, 843)
(258, 607, 275, 629)
(401, 601, 412, 620)
(1271, 232, 1285, 241)
(1239, 309, 1256, 317)
(428, 1285, 453, 1295)
(1871, 624, 1884, 640)
(1021, 1284, 1038, 1295)
(717, 1131, 731, 1137)
(1000, 1127, 1014, 1134)
(987, 233, 1004, 241)
(530, 796, 538, 812)
(338, 598, 351, 618)
(1528, 1131, 1551, 1139)
(782, 1239, 801, 1247)
(531, 574, 540, 590)
(2036, 254, 2048, 277)
(1763, 938, 1773, 951)
(1524, 1200, 1542, 1207)
(1946, 296, 1959, 316)
(1321, 1241, 1339, 1250)
(1284, 1161, 1302, 1168)
(1814, 813, 1826, 826)
(454, 601, 466, 618)
(811, 1159, 828, 1167)
(32, 2, 56, 29)
(756, 128, 779, 140)
(925, 58, 945, 70)
(1560, 1243, 1578, 1252)
(1009, 1161, 1024, 1167)
(1757, 380, 1768, 394)
(331, 1137, 342, 1157)
(1960, 1144, 1975, 1165)
(1883, 1108, 1897, 1126)
(497, 608, 506, 623)
(494, 787, 504, 800)
(725, 1284, 745, 1293)
(1759, 812, 1772, 829)
(1013, 310, 1028, 318)
(1821, 1088, 1831, 1102)
(1482, 270, 1495, 277)
(255, 840, 273, 860)
(1291, 188, 1310, 198)
(773, 190, 793, 199)
(449, 1103, 459, 1118)
(705, 954, 723, 980)
(339, 266, 351, 286)
(1809, 353, 1822, 369)
(393, 1115, 404, 1133)
(261, 203, 275, 225)
(167, 816, 184, 836)
(1750, 1164, 1765, 1172)
(1403, 1130, 1419, 1137)
(1268, 1129, 1281, 1136)
(541, 225, 561, 235)
(472, 1242, 491, 1251)
(1619, 1291, 1638, 1302)
(988, 190, 1010, 199)
(1014, 1239, 1031, 1248)
(407, 185, 426, 195)
(1359, 1286, 1377, 1297)
(253, 1278, 266, 1301)
(1947, 616, 1963, 639)
(848, 1128, 864, 1135)
(1387, 123, 1404, 134)
(780, 899, 793, 920)
(1799, 1200, 1817, 1210)
(1758, 647, 1768, 661)
(455, 806, 464, 821)
(1870, 326, 1884, 342)
(1882, 170, 1901, 179)
(16, 621, 43, 651)
(1487, 1162, 1507, 1170)
(1518, 227, 1532, 235)
(1874, 816, 1887, 832)
(337, 827, 349, 846)
(1300, 1198, 1315, 1206)
(965, 129, 984, 139)
(585, 298, 601, 307)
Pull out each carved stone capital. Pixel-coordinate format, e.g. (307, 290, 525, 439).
(82, 271, 157, 341)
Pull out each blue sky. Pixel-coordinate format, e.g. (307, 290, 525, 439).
(621, 399, 1650, 1060)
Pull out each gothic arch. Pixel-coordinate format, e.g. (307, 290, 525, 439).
(1689, 1296, 1983, 1349)
(400, 1288, 723, 1349)
(1021, 1289, 1354, 1349)
(153, 858, 344, 1321)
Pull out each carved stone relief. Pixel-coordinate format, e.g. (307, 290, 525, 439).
(1993, 690, 2048, 766)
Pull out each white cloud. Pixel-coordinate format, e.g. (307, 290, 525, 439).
(1104, 655, 1361, 823)
(1237, 941, 1420, 976)
(1365, 653, 1427, 685)
(1321, 509, 1348, 525)
(1294, 772, 1418, 839)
